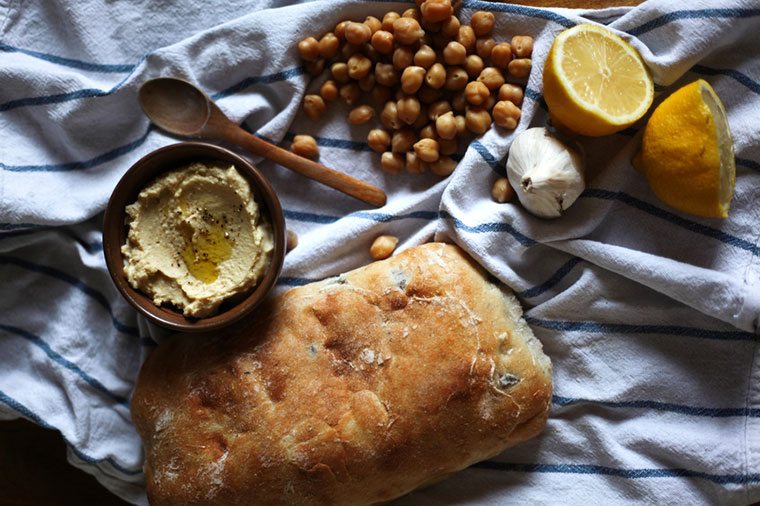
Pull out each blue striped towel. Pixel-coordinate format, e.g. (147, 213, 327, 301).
(1, 0, 759, 504)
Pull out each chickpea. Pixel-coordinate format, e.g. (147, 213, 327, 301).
(508, 58, 532, 79)
(477, 67, 505, 91)
(381, 101, 402, 130)
(339, 82, 361, 105)
(492, 100, 521, 129)
(306, 59, 325, 76)
(397, 96, 421, 125)
(490, 42, 513, 69)
(464, 81, 490, 105)
(359, 73, 375, 92)
(375, 62, 399, 87)
(414, 138, 440, 162)
(454, 114, 467, 136)
(421, 0, 452, 23)
(425, 63, 446, 89)
(391, 47, 413, 71)
(511, 35, 534, 58)
(370, 30, 394, 55)
(451, 91, 467, 112)
(498, 83, 524, 106)
(402, 7, 421, 21)
(414, 44, 437, 69)
(442, 41, 467, 65)
(367, 129, 392, 153)
(400, 66, 426, 94)
(382, 11, 400, 31)
(372, 85, 392, 104)
(286, 230, 299, 252)
(334, 21, 349, 41)
(341, 42, 363, 60)
(418, 84, 442, 104)
(464, 54, 484, 78)
(465, 106, 491, 134)
(491, 177, 516, 203)
(476, 37, 496, 60)
(345, 22, 372, 45)
(348, 105, 375, 125)
(380, 152, 405, 175)
(393, 17, 424, 45)
(484, 94, 497, 111)
(302, 94, 326, 120)
(435, 111, 457, 139)
(320, 80, 338, 102)
(445, 66, 468, 91)
(440, 15, 460, 37)
(318, 33, 340, 59)
(392, 128, 417, 153)
(370, 235, 399, 259)
(428, 99, 452, 121)
(297, 36, 320, 61)
(438, 137, 458, 156)
(331, 62, 350, 83)
(291, 134, 319, 159)
(470, 11, 495, 37)
(456, 25, 476, 52)
(419, 124, 438, 140)
(365, 15, 382, 34)
(430, 156, 457, 176)
(347, 54, 372, 80)
(406, 151, 427, 174)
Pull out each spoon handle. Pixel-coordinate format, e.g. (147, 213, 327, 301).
(224, 125, 387, 207)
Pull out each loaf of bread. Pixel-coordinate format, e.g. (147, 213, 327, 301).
(131, 243, 552, 505)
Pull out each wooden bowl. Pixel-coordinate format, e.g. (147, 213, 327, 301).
(103, 142, 285, 333)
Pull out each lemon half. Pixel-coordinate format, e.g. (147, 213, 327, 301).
(634, 79, 735, 219)
(543, 24, 654, 136)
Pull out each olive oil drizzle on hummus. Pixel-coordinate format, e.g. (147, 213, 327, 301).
(180, 202, 234, 284)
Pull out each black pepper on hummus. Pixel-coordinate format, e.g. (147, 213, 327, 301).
(121, 162, 273, 317)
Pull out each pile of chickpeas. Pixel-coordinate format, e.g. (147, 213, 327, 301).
(295, 0, 532, 177)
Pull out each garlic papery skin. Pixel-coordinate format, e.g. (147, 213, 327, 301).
(506, 127, 585, 218)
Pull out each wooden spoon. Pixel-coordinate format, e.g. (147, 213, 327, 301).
(138, 77, 387, 207)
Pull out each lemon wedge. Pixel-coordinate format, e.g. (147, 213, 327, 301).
(543, 24, 654, 136)
(633, 79, 735, 219)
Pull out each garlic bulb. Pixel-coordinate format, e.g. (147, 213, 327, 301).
(506, 127, 585, 218)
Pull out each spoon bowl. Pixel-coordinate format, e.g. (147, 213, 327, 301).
(139, 78, 211, 136)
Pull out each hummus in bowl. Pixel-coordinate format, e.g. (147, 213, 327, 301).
(122, 162, 273, 318)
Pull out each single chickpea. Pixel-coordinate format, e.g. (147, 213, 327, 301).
(372, 85, 392, 104)
(454, 114, 467, 136)
(320, 80, 339, 102)
(365, 16, 382, 34)
(297, 37, 320, 61)
(291, 134, 319, 159)
(341, 42, 363, 60)
(491, 177, 516, 203)
(498, 83, 524, 106)
(476, 37, 496, 60)
(456, 25, 476, 52)
(306, 59, 325, 76)
(392, 128, 417, 153)
(464, 81, 490, 105)
(414, 44, 437, 69)
(444, 66, 468, 91)
(331, 62, 350, 83)
(402, 7, 421, 20)
(375, 62, 399, 87)
(443, 41, 467, 65)
(392, 46, 415, 70)
(406, 151, 427, 174)
(367, 129, 391, 153)
(359, 73, 375, 92)
(382, 11, 401, 31)
(339, 82, 361, 105)
(397, 96, 422, 125)
(438, 137, 458, 156)
(347, 54, 372, 80)
(464, 54, 484, 78)
(401, 66, 427, 94)
(428, 99, 452, 120)
(477, 67, 505, 91)
(508, 58, 532, 79)
(393, 17, 424, 45)
(371, 30, 395, 54)
(435, 111, 457, 139)
(421, 0, 452, 23)
(490, 42, 512, 69)
(511, 35, 534, 58)
(492, 100, 521, 129)
(419, 124, 438, 140)
(348, 105, 375, 125)
(440, 15, 461, 37)
(451, 91, 467, 112)
(286, 230, 299, 252)
(465, 106, 491, 134)
(430, 156, 457, 176)
(470, 11, 494, 37)
(318, 33, 340, 59)
(380, 152, 405, 175)
(414, 138, 440, 162)
(418, 84, 443, 104)
(425, 63, 446, 89)
(345, 22, 372, 45)
(370, 235, 399, 259)
(302, 94, 326, 120)
(381, 101, 402, 130)
(334, 20, 349, 41)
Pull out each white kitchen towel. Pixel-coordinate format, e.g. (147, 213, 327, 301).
(1, 0, 758, 504)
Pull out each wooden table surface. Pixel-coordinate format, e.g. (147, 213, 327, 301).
(1, 1, 655, 505)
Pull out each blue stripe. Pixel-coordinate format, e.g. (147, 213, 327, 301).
(472, 461, 760, 485)
(629, 8, 760, 37)
(0, 42, 135, 73)
(737, 157, 760, 173)
(0, 389, 142, 475)
(581, 188, 760, 257)
(440, 210, 537, 247)
(278, 276, 320, 287)
(691, 64, 760, 97)
(284, 209, 341, 224)
(461, 0, 575, 28)
(470, 140, 504, 175)
(525, 316, 758, 342)
(553, 395, 760, 418)
(516, 257, 582, 298)
(0, 323, 130, 406)
(0, 256, 139, 337)
(284, 209, 439, 224)
(284, 131, 373, 152)
(211, 67, 306, 100)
